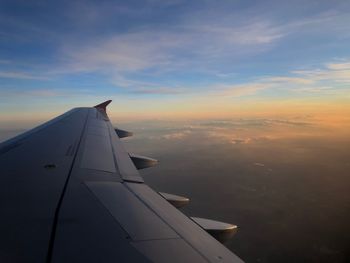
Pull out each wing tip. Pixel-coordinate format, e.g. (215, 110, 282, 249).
(94, 100, 112, 111)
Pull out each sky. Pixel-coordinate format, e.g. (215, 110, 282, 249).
(0, 0, 350, 126)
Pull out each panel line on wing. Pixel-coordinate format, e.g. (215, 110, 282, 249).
(84, 181, 179, 241)
(45, 109, 90, 263)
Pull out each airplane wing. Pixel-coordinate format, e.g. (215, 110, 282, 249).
(0, 100, 243, 263)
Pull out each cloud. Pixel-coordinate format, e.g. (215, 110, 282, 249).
(197, 116, 320, 145)
(58, 18, 286, 76)
(192, 21, 284, 46)
(129, 86, 186, 95)
(50, 17, 288, 95)
(56, 7, 350, 77)
(292, 63, 350, 84)
(214, 59, 350, 97)
(230, 138, 251, 144)
(220, 83, 272, 97)
(0, 88, 85, 98)
(268, 119, 312, 126)
(264, 77, 315, 85)
(0, 59, 11, 64)
(200, 118, 312, 129)
(0, 71, 48, 80)
(108, 73, 187, 94)
(326, 62, 350, 70)
(25, 89, 61, 97)
(2, 1, 350, 100)
(207, 130, 253, 144)
(60, 31, 186, 73)
(162, 130, 191, 140)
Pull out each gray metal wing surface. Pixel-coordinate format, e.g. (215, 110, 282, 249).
(0, 101, 243, 263)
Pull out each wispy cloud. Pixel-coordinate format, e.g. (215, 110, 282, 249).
(108, 73, 187, 94)
(1, 0, 350, 100)
(61, 34, 167, 73)
(0, 71, 48, 80)
(129, 86, 186, 95)
(292, 62, 350, 84)
(220, 83, 272, 97)
(215, 59, 350, 97)
(51, 18, 288, 95)
(326, 62, 350, 70)
(49, 7, 350, 97)
(60, 20, 284, 75)
(0, 88, 87, 98)
(0, 59, 11, 64)
(56, 8, 350, 75)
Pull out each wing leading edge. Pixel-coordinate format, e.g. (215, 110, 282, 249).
(0, 101, 243, 263)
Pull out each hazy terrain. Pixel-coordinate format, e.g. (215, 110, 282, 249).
(120, 117, 350, 262)
(1, 117, 349, 262)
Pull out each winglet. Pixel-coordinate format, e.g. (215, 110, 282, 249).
(94, 100, 112, 111)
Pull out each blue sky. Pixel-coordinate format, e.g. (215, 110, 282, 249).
(0, 0, 350, 120)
